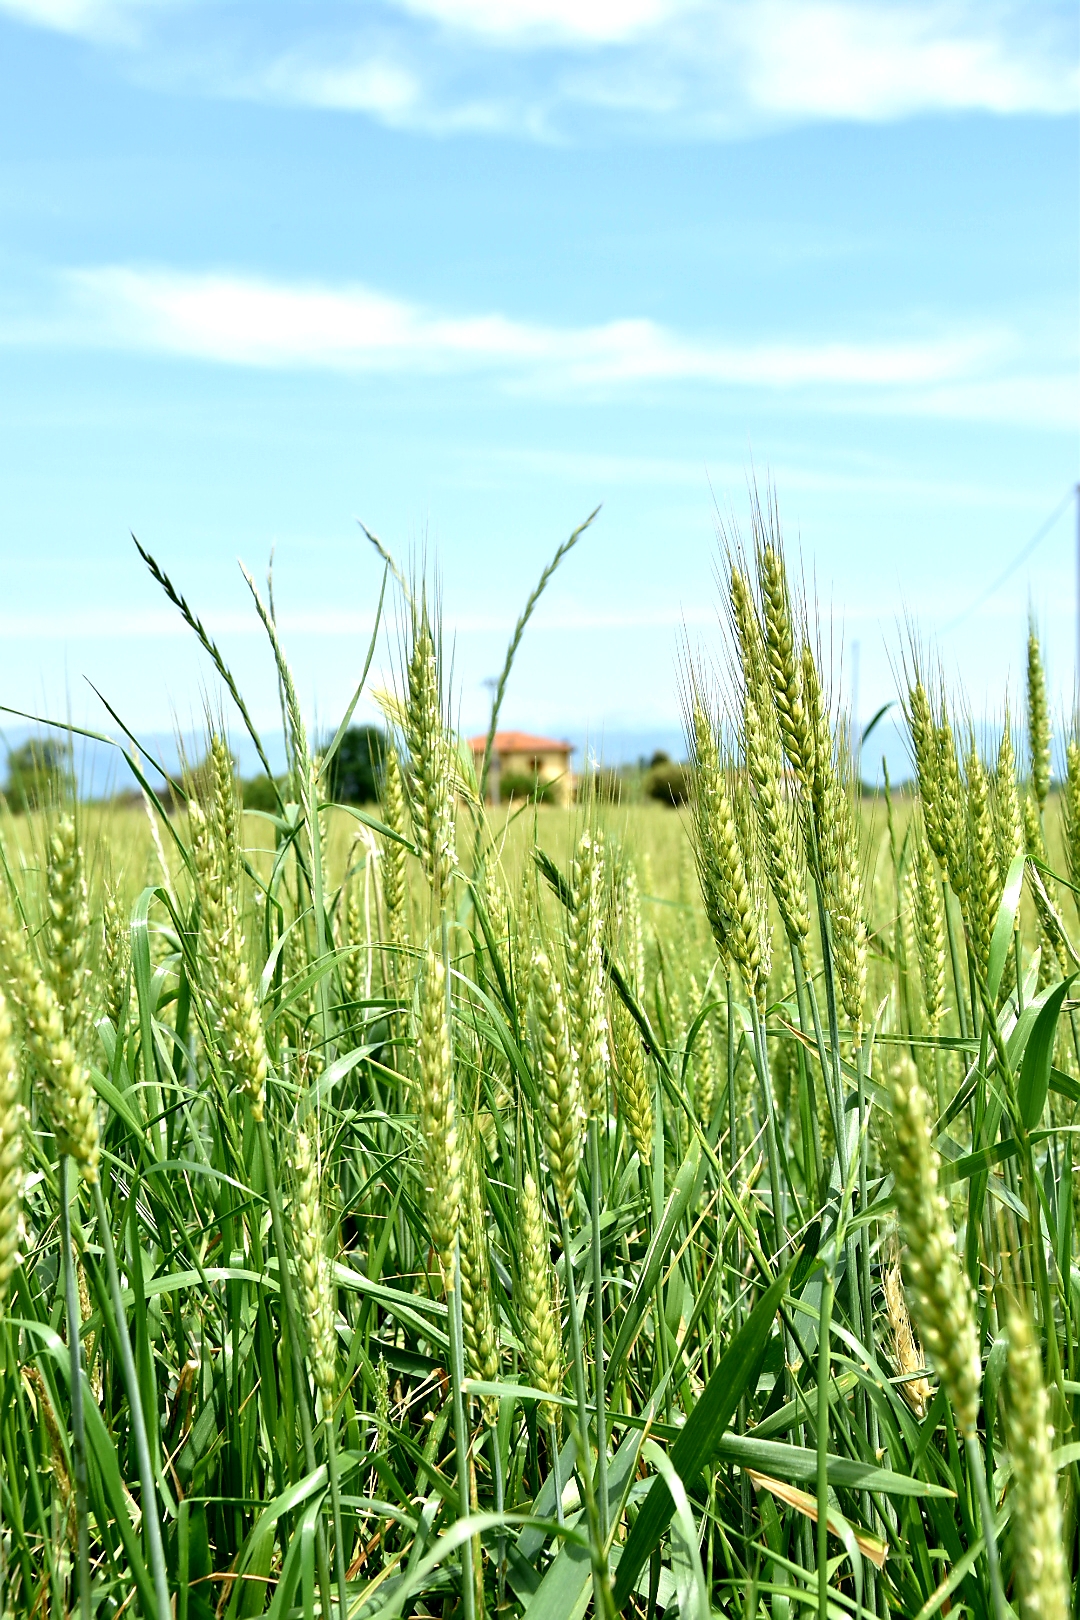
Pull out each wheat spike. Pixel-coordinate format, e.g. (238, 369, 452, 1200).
(565, 829, 609, 1119)
(515, 1170, 563, 1432)
(1027, 627, 1051, 812)
(531, 949, 583, 1215)
(1004, 1300, 1068, 1620)
(0, 989, 24, 1312)
(417, 948, 461, 1289)
(292, 1129, 338, 1399)
(886, 1056, 980, 1436)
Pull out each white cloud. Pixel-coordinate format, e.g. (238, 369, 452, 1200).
(0, 0, 156, 41)
(390, 0, 694, 45)
(56, 264, 1008, 397)
(2, 0, 1074, 134)
(732, 2, 1077, 120)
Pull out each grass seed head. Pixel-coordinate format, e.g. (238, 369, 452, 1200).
(403, 615, 455, 909)
(1027, 627, 1051, 811)
(688, 701, 762, 1000)
(964, 744, 1000, 974)
(417, 948, 462, 1289)
(758, 545, 815, 792)
(609, 989, 652, 1165)
(531, 948, 583, 1215)
(381, 745, 409, 949)
(102, 880, 132, 1031)
(45, 813, 90, 1047)
(460, 1128, 500, 1420)
(0, 989, 24, 1312)
(515, 1169, 563, 1432)
(993, 720, 1025, 880)
(1062, 735, 1080, 901)
(909, 680, 945, 863)
(886, 1056, 980, 1436)
(743, 679, 810, 958)
(2, 909, 99, 1180)
(565, 829, 609, 1118)
(292, 1128, 337, 1399)
(1004, 1300, 1068, 1620)
(909, 831, 946, 1036)
(935, 718, 969, 899)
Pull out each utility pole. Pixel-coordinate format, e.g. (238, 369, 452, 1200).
(1076, 483, 1080, 693)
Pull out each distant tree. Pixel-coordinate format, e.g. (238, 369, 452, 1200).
(645, 759, 692, 806)
(242, 774, 285, 813)
(5, 739, 74, 812)
(325, 725, 388, 805)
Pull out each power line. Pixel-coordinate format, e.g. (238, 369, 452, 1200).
(940, 484, 1078, 635)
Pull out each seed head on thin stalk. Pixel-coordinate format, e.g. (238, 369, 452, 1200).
(1004, 1299, 1068, 1620)
(909, 831, 946, 1038)
(459, 1127, 500, 1421)
(733, 776, 772, 1006)
(819, 757, 867, 1037)
(292, 1129, 338, 1400)
(964, 743, 1000, 975)
(380, 746, 409, 951)
(609, 989, 652, 1165)
(515, 1169, 563, 1433)
(994, 718, 1025, 881)
(210, 735, 242, 896)
(189, 794, 268, 1121)
(339, 845, 368, 1016)
(417, 949, 461, 1291)
(619, 863, 646, 1002)
(1062, 734, 1080, 914)
(757, 544, 815, 793)
(743, 679, 810, 961)
(886, 1056, 980, 1437)
(565, 829, 608, 1119)
(935, 716, 969, 901)
(531, 949, 583, 1216)
(403, 614, 455, 910)
(102, 880, 131, 1031)
(800, 640, 835, 838)
(687, 700, 763, 1002)
(373, 1357, 391, 1454)
(0, 989, 25, 1313)
(1022, 794, 1071, 982)
(1, 908, 98, 1181)
(909, 679, 945, 865)
(1027, 626, 1051, 812)
(46, 813, 90, 1049)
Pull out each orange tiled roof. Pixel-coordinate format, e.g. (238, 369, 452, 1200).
(468, 731, 572, 755)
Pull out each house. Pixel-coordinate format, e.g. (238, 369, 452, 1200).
(468, 731, 574, 806)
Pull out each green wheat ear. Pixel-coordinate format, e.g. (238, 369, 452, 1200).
(1, 905, 98, 1180)
(0, 989, 24, 1314)
(292, 1129, 338, 1400)
(1026, 625, 1051, 812)
(886, 1055, 980, 1438)
(515, 1169, 563, 1434)
(417, 947, 461, 1291)
(531, 947, 583, 1217)
(1004, 1300, 1069, 1620)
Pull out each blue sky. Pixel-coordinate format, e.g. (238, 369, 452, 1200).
(0, 0, 1076, 764)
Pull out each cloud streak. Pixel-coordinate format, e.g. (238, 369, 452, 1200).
(2, 0, 1075, 137)
(49, 264, 1011, 401)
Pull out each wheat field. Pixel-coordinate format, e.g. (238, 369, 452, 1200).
(0, 516, 1076, 1620)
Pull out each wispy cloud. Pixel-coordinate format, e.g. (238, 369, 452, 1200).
(2, 0, 1074, 136)
(41, 264, 1012, 402)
